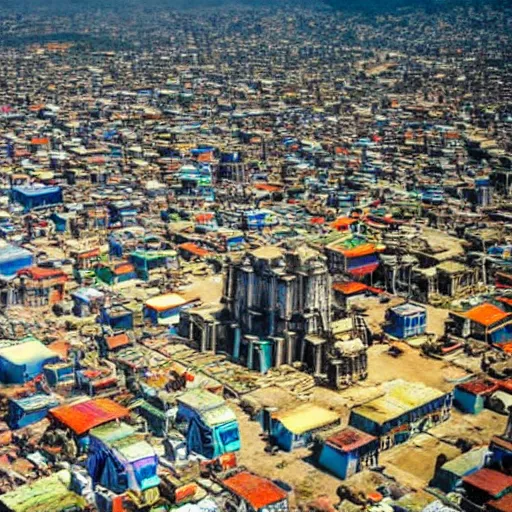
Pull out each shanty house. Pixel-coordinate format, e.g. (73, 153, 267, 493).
(384, 303, 427, 339)
(0, 244, 33, 278)
(325, 238, 380, 278)
(431, 446, 488, 493)
(71, 287, 105, 317)
(461, 303, 512, 344)
(349, 380, 452, 450)
(95, 261, 137, 285)
(87, 422, 160, 508)
(144, 293, 199, 326)
(461, 468, 512, 510)
(130, 249, 177, 281)
(99, 304, 134, 331)
(0, 337, 60, 384)
(16, 266, 67, 306)
(453, 379, 499, 414)
(7, 394, 60, 429)
(270, 404, 340, 452)
(49, 398, 129, 453)
(317, 427, 379, 479)
(176, 389, 240, 459)
(221, 470, 289, 512)
(11, 185, 63, 212)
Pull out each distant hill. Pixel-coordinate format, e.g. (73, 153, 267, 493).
(322, 0, 509, 12)
(1, 0, 509, 13)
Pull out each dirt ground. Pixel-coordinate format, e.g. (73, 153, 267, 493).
(379, 434, 461, 490)
(352, 296, 450, 338)
(231, 402, 343, 507)
(364, 342, 469, 394)
(181, 274, 224, 303)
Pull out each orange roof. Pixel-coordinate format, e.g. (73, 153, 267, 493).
(179, 242, 211, 258)
(222, 471, 287, 509)
(197, 151, 214, 162)
(17, 266, 67, 281)
(464, 303, 511, 327)
(31, 137, 49, 145)
(106, 333, 131, 351)
(195, 213, 215, 223)
(47, 341, 70, 360)
(331, 217, 357, 230)
(333, 281, 368, 295)
(49, 398, 129, 435)
(113, 263, 135, 275)
(254, 183, 282, 193)
(336, 243, 376, 258)
(76, 248, 100, 259)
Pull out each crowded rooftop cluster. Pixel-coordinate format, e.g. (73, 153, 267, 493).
(0, 1, 511, 511)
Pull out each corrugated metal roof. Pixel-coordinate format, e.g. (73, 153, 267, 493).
(463, 468, 512, 497)
(222, 471, 287, 509)
(353, 380, 446, 425)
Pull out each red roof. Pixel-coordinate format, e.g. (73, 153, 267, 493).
(222, 471, 287, 509)
(179, 242, 211, 258)
(488, 494, 512, 512)
(106, 333, 131, 351)
(326, 427, 376, 452)
(348, 262, 380, 276)
(458, 379, 499, 396)
(463, 468, 512, 498)
(195, 213, 215, 223)
(254, 183, 282, 193)
(332, 281, 368, 296)
(498, 297, 512, 307)
(17, 266, 67, 281)
(464, 303, 511, 327)
(49, 398, 129, 435)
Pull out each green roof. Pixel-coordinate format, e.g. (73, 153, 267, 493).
(112, 434, 156, 463)
(0, 470, 86, 512)
(441, 447, 488, 477)
(90, 421, 135, 444)
(177, 389, 225, 413)
(202, 404, 237, 427)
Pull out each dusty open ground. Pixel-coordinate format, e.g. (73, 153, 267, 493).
(230, 321, 503, 508)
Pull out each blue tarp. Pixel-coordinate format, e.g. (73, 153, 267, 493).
(11, 186, 63, 211)
(8, 394, 59, 429)
(0, 244, 33, 277)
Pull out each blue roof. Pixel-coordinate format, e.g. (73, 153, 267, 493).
(11, 394, 59, 412)
(12, 186, 61, 197)
(72, 287, 105, 302)
(0, 244, 32, 264)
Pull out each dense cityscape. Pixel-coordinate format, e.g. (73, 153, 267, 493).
(0, 2, 511, 511)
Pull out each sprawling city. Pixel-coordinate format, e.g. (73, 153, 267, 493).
(0, 1, 511, 511)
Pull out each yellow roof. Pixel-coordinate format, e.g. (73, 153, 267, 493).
(353, 380, 446, 425)
(145, 293, 187, 312)
(273, 404, 339, 435)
